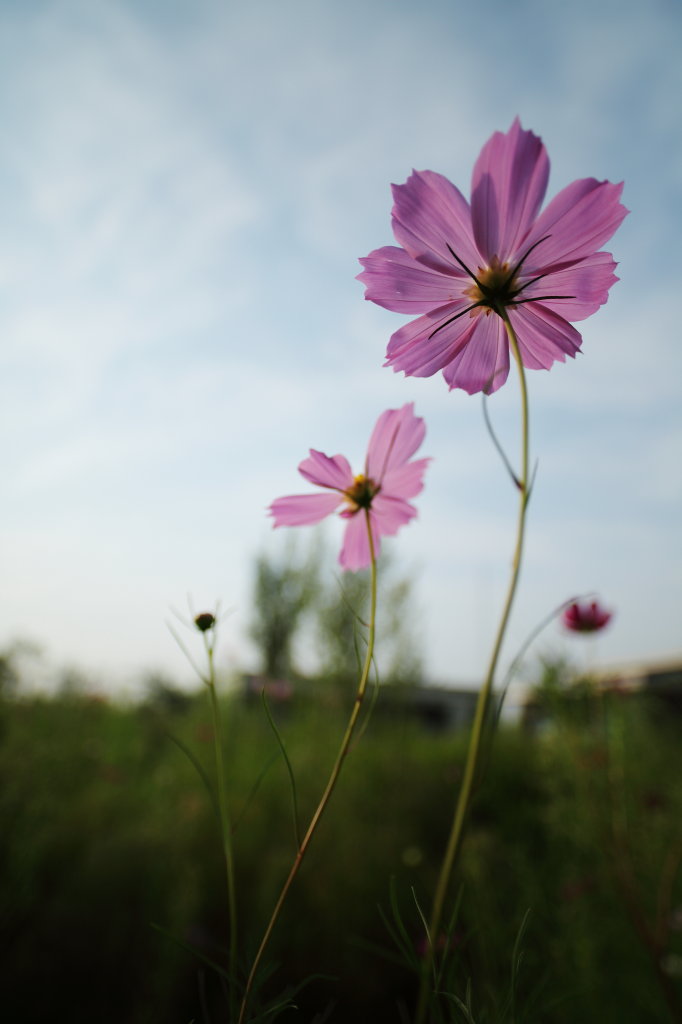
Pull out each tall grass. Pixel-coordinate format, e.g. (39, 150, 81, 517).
(1, 684, 680, 1022)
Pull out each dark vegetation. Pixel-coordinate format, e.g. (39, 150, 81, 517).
(1, 654, 681, 1023)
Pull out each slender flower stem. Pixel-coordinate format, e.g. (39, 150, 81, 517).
(415, 312, 530, 1024)
(238, 512, 378, 1024)
(204, 634, 239, 1018)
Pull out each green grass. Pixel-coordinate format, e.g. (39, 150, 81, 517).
(1, 686, 680, 1023)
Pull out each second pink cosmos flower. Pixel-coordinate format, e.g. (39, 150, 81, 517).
(358, 118, 628, 395)
(562, 599, 613, 634)
(269, 403, 430, 571)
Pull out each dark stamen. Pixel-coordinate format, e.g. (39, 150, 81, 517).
(510, 263, 574, 297)
(510, 272, 550, 296)
(428, 302, 483, 339)
(446, 243, 485, 290)
(509, 295, 575, 306)
(502, 235, 551, 290)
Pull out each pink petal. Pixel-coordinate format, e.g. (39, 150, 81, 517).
(381, 457, 431, 501)
(385, 302, 478, 377)
(519, 251, 619, 321)
(339, 511, 379, 571)
(357, 245, 467, 314)
(509, 303, 582, 370)
(391, 170, 480, 276)
(365, 403, 426, 481)
(521, 178, 628, 267)
(371, 493, 418, 536)
(442, 312, 509, 394)
(298, 450, 353, 490)
(471, 118, 549, 263)
(269, 492, 342, 527)
(562, 599, 612, 633)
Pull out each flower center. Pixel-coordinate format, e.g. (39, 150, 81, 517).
(344, 473, 379, 511)
(465, 256, 518, 316)
(430, 235, 571, 343)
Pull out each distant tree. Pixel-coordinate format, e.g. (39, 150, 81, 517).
(0, 638, 43, 697)
(315, 554, 424, 687)
(57, 665, 92, 696)
(314, 568, 368, 685)
(250, 537, 320, 678)
(143, 672, 194, 714)
(250, 534, 423, 686)
(0, 648, 20, 698)
(378, 570, 425, 685)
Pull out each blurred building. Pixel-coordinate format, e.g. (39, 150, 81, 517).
(241, 673, 481, 731)
(594, 655, 682, 713)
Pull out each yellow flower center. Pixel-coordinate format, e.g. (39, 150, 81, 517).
(344, 474, 379, 511)
(465, 256, 519, 316)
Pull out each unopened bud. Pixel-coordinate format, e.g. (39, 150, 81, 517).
(194, 612, 216, 633)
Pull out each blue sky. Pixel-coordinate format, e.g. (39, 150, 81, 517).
(1, 0, 680, 693)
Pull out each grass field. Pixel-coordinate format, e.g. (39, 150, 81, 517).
(1, 678, 681, 1023)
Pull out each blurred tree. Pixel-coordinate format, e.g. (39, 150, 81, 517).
(0, 648, 20, 698)
(314, 568, 368, 684)
(315, 556, 423, 687)
(250, 533, 423, 686)
(378, 569, 425, 686)
(142, 672, 194, 715)
(0, 638, 43, 698)
(57, 665, 93, 696)
(250, 537, 320, 678)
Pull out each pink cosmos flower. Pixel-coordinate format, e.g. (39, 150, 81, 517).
(562, 600, 613, 634)
(358, 118, 628, 395)
(269, 403, 429, 571)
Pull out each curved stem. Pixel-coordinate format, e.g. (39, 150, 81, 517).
(205, 636, 239, 1016)
(415, 313, 530, 1024)
(238, 512, 378, 1024)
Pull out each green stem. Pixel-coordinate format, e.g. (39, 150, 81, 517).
(238, 512, 378, 1024)
(415, 313, 530, 1024)
(205, 636, 239, 1016)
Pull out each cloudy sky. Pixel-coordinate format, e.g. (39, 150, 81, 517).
(1, 0, 680, 694)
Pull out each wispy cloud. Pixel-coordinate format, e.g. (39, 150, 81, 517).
(0, 0, 680, 687)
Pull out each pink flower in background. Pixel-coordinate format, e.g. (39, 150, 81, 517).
(269, 404, 430, 571)
(358, 118, 628, 395)
(562, 600, 613, 634)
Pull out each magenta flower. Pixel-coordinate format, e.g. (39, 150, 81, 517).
(562, 600, 613, 634)
(358, 118, 628, 395)
(269, 404, 430, 571)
